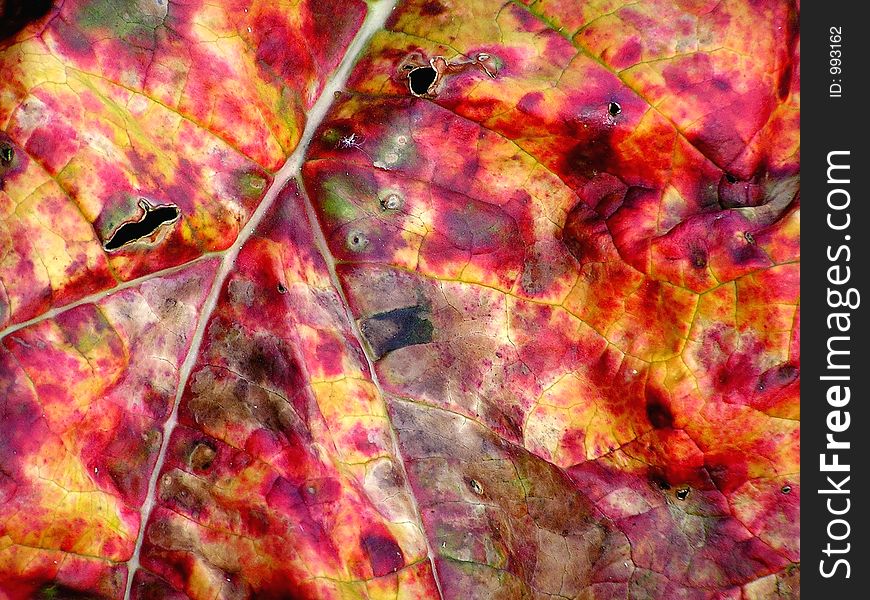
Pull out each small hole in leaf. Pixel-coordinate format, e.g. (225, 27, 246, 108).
(469, 479, 483, 495)
(675, 487, 690, 501)
(744, 231, 756, 245)
(0, 145, 13, 164)
(277, 282, 287, 294)
(781, 484, 791, 494)
(725, 173, 737, 183)
(347, 231, 369, 251)
(408, 67, 437, 96)
(104, 203, 180, 251)
(608, 101, 621, 116)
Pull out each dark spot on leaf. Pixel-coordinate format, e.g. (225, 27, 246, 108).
(0, 0, 52, 42)
(104, 201, 180, 251)
(468, 478, 484, 495)
(781, 484, 791, 494)
(645, 389, 674, 429)
(362, 533, 404, 577)
(240, 337, 302, 389)
(408, 66, 437, 96)
(712, 78, 731, 92)
(360, 305, 434, 359)
(777, 62, 793, 101)
(420, 0, 446, 15)
(0, 144, 13, 165)
(725, 173, 737, 183)
(346, 230, 369, 251)
(608, 101, 621, 116)
(689, 246, 707, 269)
(675, 487, 690, 501)
(188, 440, 217, 471)
(563, 124, 618, 181)
(648, 469, 671, 490)
(277, 282, 287, 294)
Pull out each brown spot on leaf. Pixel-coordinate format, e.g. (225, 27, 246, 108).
(645, 389, 674, 430)
(689, 245, 708, 269)
(188, 440, 217, 472)
(420, 0, 446, 16)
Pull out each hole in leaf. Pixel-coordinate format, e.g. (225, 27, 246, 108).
(608, 101, 621, 116)
(725, 173, 737, 183)
(408, 66, 437, 96)
(781, 484, 791, 494)
(469, 479, 483, 495)
(277, 282, 288, 294)
(744, 231, 756, 245)
(104, 201, 180, 251)
(675, 487, 690, 501)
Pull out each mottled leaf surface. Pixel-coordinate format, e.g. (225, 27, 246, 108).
(0, 0, 364, 325)
(0, 0, 799, 598)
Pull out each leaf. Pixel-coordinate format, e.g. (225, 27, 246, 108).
(0, 0, 799, 599)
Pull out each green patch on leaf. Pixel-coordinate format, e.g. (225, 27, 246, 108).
(76, 0, 166, 39)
